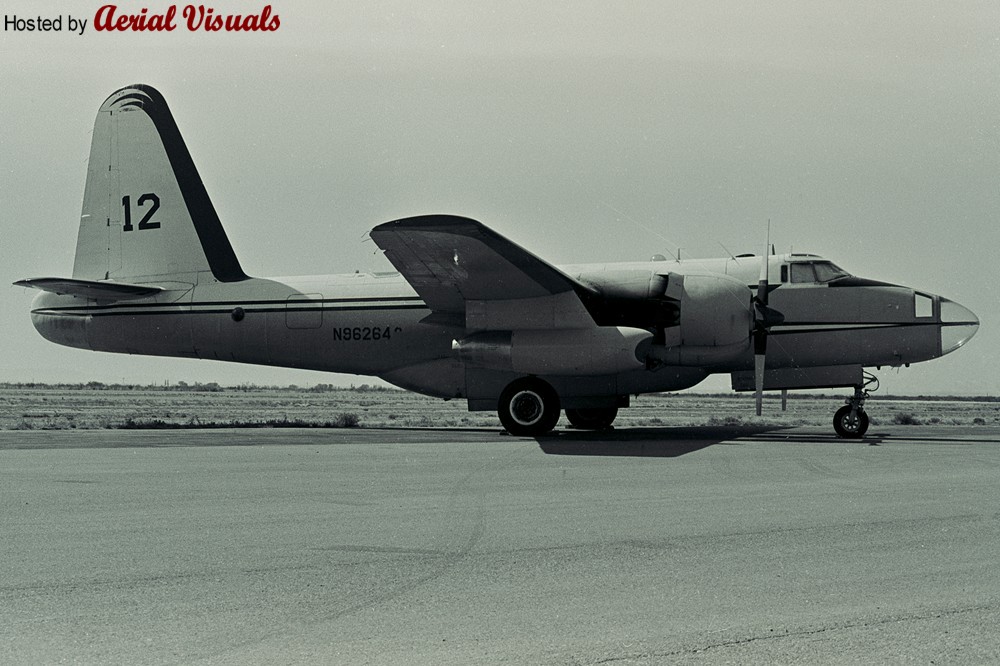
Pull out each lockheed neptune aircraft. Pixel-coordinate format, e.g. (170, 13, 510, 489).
(16, 85, 980, 437)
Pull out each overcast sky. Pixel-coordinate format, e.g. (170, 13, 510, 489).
(2, 1, 998, 394)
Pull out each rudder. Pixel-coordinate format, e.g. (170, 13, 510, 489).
(73, 84, 247, 283)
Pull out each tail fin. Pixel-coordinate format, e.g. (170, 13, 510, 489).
(73, 84, 247, 283)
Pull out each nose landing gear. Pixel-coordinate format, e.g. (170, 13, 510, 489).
(833, 372, 878, 438)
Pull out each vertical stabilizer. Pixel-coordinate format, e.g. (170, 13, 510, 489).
(73, 84, 247, 283)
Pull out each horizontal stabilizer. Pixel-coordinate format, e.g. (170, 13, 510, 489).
(14, 277, 162, 300)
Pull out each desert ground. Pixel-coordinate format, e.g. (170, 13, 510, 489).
(1, 383, 997, 432)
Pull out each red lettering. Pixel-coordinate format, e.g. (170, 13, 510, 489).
(184, 5, 221, 32)
(97, 4, 280, 33)
(182, 5, 203, 30)
(225, 13, 256, 31)
(262, 6, 279, 32)
(148, 6, 177, 31)
(93, 4, 176, 31)
(182, 5, 280, 32)
(94, 5, 117, 31)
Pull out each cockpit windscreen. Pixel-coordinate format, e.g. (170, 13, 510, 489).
(789, 261, 850, 283)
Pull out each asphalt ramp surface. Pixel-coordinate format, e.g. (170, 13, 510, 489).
(2, 425, 999, 664)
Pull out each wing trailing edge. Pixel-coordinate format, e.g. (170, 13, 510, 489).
(371, 215, 602, 329)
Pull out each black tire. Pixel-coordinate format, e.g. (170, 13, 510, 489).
(565, 407, 618, 430)
(498, 378, 561, 436)
(833, 405, 869, 438)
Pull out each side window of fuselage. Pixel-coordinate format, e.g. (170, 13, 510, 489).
(915, 292, 934, 318)
(790, 263, 816, 283)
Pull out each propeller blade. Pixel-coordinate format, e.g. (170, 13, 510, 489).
(757, 220, 771, 306)
(754, 220, 771, 416)
(754, 350, 766, 416)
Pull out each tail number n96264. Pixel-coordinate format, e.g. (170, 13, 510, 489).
(332, 326, 396, 342)
(122, 193, 161, 231)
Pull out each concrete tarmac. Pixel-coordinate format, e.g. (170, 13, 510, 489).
(2, 425, 999, 664)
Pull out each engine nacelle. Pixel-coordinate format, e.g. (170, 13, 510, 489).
(453, 326, 653, 376)
(649, 273, 752, 367)
(575, 268, 672, 300)
(675, 274, 752, 347)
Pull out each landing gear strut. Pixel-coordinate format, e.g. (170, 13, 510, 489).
(833, 372, 878, 438)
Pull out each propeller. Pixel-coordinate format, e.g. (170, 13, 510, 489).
(752, 225, 784, 415)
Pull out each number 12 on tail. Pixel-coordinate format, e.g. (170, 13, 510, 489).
(122, 193, 161, 231)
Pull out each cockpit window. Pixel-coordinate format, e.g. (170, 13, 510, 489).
(790, 263, 815, 283)
(813, 262, 848, 282)
(788, 261, 850, 284)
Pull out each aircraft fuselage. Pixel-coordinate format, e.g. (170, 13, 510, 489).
(29, 253, 978, 404)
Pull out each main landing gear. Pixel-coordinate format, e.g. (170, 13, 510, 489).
(833, 373, 878, 438)
(565, 407, 618, 431)
(497, 377, 620, 436)
(497, 377, 561, 437)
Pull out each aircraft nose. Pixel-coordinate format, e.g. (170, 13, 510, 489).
(939, 298, 979, 355)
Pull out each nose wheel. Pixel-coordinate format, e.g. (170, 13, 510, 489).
(833, 373, 878, 438)
(834, 404, 869, 438)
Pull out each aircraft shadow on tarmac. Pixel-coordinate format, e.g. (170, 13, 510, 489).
(535, 426, 887, 457)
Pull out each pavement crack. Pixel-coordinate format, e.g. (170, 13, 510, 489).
(587, 603, 997, 664)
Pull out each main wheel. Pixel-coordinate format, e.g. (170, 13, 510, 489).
(498, 378, 561, 436)
(833, 405, 869, 438)
(565, 407, 618, 430)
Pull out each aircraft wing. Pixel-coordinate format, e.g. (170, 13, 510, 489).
(370, 215, 595, 316)
(14, 277, 162, 300)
